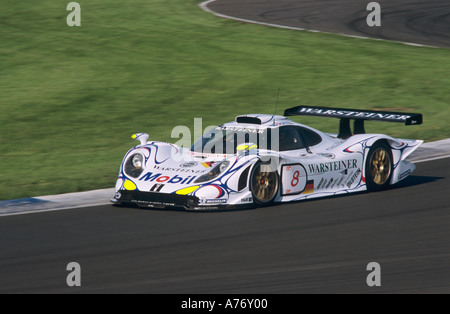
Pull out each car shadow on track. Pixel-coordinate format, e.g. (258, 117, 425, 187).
(113, 203, 258, 213)
(392, 175, 444, 189)
(115, 175, 444, 213)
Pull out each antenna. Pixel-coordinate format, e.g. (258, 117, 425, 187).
(273, 88, 280, 125)
(274, 88, 280, 115)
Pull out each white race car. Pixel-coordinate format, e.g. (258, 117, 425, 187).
(111, 106, 423, 210)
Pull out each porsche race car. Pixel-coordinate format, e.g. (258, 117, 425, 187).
(111, 106, 423, 210)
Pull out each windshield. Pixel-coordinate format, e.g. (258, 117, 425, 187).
(190, 126, 273, 155)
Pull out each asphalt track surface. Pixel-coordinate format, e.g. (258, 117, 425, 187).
(0, 158, 449, 293)
(207, 0, 450, 48)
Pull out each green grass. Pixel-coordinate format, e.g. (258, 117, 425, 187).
(1, 0, 449, 200)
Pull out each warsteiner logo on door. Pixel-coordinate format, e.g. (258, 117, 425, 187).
(281, 164, 307, 195)
(308, 159, 358, 174)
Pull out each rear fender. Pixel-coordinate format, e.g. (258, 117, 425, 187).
(339, 135, 423, 185)
(386, 138, 423, 184)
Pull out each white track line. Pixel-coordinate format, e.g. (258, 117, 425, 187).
(199, 0, 439, 49)
(0, 202, 111, 218)
(412, 154, 450, 164)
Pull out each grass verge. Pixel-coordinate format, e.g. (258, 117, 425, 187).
(0, 0, 449, 200)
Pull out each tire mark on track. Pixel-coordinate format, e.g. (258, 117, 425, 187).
(202, 0, 450, 48)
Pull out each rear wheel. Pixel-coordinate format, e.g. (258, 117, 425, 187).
(250, 162, 279, 205)
(365, 141, 393, 191)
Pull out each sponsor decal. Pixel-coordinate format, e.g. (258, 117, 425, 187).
(215, 126, 265, 134)
(316, 174, 351, 190)
(308, 159, 358, 174)
(336, 175, 346, 187)
(346, 169, 362, 188)
(317, 173, 355, 190)
(205, 199, 227, 204)
(150, 183, 164, 192)
(298, 107, 412, 121)
(240, 197, 253, 203)
(330, 178, 338, 189)
(325, 178, 334, 189)
(153, 165, 205, 174)
(140, 172, 196, 184)
(317, 178, 326, 190)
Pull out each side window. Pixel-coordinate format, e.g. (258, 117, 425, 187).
(298, 127, 322, 147)
(278, 126, 305, 151)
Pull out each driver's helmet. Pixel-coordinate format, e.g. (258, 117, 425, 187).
(279, 128, 298, 149)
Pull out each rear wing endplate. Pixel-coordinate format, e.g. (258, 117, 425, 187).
(284, 105, 423, 139)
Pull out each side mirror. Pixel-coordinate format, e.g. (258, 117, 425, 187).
(132, 133, 149, 146)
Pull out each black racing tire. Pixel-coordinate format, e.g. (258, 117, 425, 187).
(365, 141, 394, 191)
(250, 161, 279, 206)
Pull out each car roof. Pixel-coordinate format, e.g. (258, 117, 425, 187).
(219, 114, 313, 131)
(209, 114, 338, 151)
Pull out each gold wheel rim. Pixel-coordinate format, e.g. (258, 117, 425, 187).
(371, 148, 391, 185)
(252, 165, 278, 202)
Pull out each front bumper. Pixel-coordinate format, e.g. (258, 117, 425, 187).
(111, 190, 255, 211)
(112, 190, 199, 209)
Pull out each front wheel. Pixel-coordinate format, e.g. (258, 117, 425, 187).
(250, 162, 279, 205)
(365, 141, 393, 191)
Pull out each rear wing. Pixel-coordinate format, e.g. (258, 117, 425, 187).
(284, 105, 423, 139)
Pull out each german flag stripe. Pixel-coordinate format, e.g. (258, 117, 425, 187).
(302, 180, 314, 194)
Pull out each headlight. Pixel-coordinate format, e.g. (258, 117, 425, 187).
(132, 154, 143, 169)
(124, 153, 145, 178)
(194, 161, 230, 183)
(219, 161, 228, 172)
